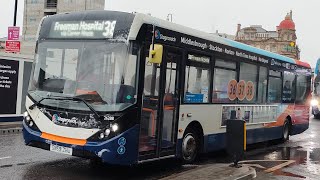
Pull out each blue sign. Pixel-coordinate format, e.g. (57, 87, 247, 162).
(185, 93, 204, 103)
(117, 146, 126, 155)
(118, 137, 126, 146)
(155, 29, 161, 39)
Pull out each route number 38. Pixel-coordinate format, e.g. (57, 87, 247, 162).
(227, 80, 254, 101)
(103, 21, 117, 38)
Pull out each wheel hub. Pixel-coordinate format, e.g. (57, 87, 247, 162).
(182, 134, 196, 160)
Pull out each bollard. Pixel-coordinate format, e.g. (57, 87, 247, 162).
(226, 119, 246, 168)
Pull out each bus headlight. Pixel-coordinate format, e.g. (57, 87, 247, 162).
(99, 132, 105, 139)
(23, 111, 29, 117)
(29, 120, 34, 127)
(26, 116, 31, 121)
(105, 129, 111, 136)
(311, 99, 319, 106)
(112, 123, 119, 132)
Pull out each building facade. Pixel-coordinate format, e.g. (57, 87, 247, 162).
(22, 0, 105, 54)
(235, 11, 300, 59)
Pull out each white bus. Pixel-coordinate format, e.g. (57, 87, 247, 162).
(23, 10, 311, 165)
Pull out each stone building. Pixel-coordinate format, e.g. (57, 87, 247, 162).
(235, 11, 300, 59)
(21, 0, 105, 54)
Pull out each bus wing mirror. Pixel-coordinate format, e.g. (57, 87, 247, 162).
(148, 44, 163, 64)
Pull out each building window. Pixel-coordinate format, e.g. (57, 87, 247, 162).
(30, 0, 38, 4)
(46, 0, 57, 8)
(29, 18, 36, 23)
(271, 45, 277, 52)
(44, 12, 56, 16)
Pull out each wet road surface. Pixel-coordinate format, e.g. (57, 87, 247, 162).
(1, 117, 320, 179)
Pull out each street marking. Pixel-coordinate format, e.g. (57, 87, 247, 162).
(242, 163, 266, 169)
(0, 156, 12, 160)
(264, 160, 295, 173)
(240, 160, 290, 163)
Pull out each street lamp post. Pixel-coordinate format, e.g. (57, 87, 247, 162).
(166, 13, 173, 22)
(13, 0, 18, 26)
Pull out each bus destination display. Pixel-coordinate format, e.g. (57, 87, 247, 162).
(49, 20, 117, 39)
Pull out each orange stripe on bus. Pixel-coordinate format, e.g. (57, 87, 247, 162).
(41, 132, 87, 146)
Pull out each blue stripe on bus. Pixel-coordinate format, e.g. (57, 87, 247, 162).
(182, 123, 309, 154)
(291, 123, 309, 135)
(23, 122, 140, 165)
(223, 38, 296, 64)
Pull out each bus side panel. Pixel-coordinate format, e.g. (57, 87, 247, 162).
(291, 104, 310, 135)
(292, 104, 310, 125)
(203, 126, 283, 152)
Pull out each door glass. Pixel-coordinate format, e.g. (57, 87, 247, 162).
(162, 54, 177, 149)
(139, 59, 160, 153)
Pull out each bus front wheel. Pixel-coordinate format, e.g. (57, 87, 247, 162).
(181, 127, 199, 164)
(282, 120, 290, 142)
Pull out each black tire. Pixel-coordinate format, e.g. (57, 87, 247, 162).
(181, 127, 200, 164)
(282, 120, 290, 142)
(315, 114, 320, 119)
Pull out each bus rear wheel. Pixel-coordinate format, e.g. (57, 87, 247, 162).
(282, 120, 290, 142)
(181, 127, 199, 164)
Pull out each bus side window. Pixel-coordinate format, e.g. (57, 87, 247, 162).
(184, 65, 210, 103)
(257, 66, 268, 103)
(268, 70, 282, 103)
(212, 59, 236, 103)
(282, 71, 296, 103)
(295, 74, 310, 104)
(239, 62, 258, 103)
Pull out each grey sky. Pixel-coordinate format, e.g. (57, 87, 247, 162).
(0, 0, 319, 67)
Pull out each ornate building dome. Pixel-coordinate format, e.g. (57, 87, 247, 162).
(278, 12, 295, 30)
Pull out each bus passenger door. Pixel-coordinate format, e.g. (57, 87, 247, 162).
(139, 46, 181, 160)
(159, 50, 180, 157)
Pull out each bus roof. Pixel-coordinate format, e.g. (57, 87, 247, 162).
(129, 12, 310, 68)
(41, 10, 310, 69)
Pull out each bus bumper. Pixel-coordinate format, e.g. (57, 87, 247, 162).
(291, 123, 309, 135)
(312, 106, 320, 115)
(23, 121, 139, 166)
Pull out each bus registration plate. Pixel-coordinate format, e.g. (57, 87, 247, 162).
(50, 144, 72, 155)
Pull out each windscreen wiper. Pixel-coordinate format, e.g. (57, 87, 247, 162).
(29, 97, 62, 110)
(29, 96, 104, 121)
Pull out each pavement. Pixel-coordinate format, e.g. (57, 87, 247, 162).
(0, 121, 22, 134)
(161, 163, 256, 180)
(0, 121, 256, 180)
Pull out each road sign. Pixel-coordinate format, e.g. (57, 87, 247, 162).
(7, 27, 20, 41)
(5, 41, 21, 53)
